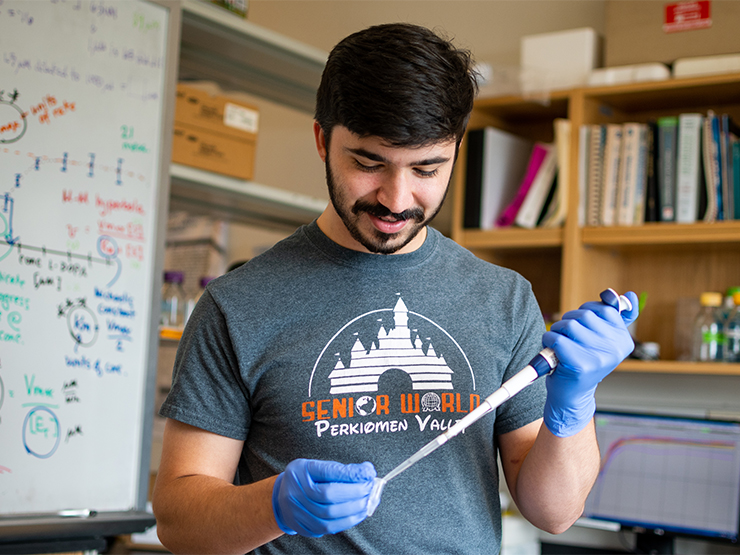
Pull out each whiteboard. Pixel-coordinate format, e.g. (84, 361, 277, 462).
(0, 0, 177, 517)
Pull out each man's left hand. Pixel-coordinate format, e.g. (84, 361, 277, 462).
(541, 291, 639, 437)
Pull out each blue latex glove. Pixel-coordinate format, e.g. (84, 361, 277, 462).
(272, 459, 376, 537)
(541, 291, 639, 437)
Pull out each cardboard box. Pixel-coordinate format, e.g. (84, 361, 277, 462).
(520, 28, 602, 93)
(173, 82, 259, 180)
(605, 0, 740, 67)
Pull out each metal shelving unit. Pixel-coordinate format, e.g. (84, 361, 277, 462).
(178, 0, 327, 114)
(172, 0, 328, 228)
(169, 163, 327, 230)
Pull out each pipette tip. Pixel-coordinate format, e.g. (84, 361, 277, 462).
(367, 477, 386, 517)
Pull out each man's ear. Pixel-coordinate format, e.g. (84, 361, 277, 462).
(314, 121, 327, 162)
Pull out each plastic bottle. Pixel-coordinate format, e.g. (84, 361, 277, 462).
(721, 286, 740, 322)
(691, 292, 723, 362)
(184, 276, 214, 324)
(161, 271, 186, 328)
(723, 292, 740, 363)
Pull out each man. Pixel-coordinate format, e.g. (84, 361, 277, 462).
(152, 23, 637, 554)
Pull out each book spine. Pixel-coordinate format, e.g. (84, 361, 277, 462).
(600, 124, 624, 227)
(495, 143, 549, 227)
(632, 124, 649, 226)
(676, 113, 703, 223)
(728, 115, 740, 220)
(586, 125, 606, 226)
(644, 120, 660, 223)
(617, 123, 639, 226)
(514, 144, 557, 228)
(657, 116, 678, 222)
(463, 129, 484, 228)
(540, 118, 571, 228)
(733, 137, 740, 219)
(720, 114, 731, 220)
(577, 124, 591, 227)
(701, 113, 720, 223)
(712, 113, 724, 221)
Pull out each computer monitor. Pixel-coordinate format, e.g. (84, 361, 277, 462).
(582, 411, 740, 553)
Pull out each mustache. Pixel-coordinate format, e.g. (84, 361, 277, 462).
(351, 201, 425, 223)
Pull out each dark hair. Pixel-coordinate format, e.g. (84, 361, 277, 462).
(315, 23, 479, 148)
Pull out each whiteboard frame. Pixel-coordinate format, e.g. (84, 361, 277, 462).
(0, 0, 180, 546)
(138, 0, 181, 514)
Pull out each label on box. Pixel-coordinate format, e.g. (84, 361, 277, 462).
(663, 1, 712, 33)
(224, 103, 259, 134)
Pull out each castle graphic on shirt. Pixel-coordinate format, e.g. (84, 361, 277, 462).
(327, 297, 454, 394)
(304, 295, 481, 437)
(309, 294, 476, 399)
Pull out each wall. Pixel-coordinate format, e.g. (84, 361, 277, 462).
(224, 95, 325, 264)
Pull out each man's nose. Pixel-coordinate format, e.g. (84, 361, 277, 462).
(376, 171, 414, 215)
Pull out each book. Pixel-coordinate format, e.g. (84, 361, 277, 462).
(514, 143, 558, 228)
(733, 135, 740, 219)
(656, 116, 679, 222)
(577, 124, 591, 227)
(463, 129, 485, 228)
(586, 124, 606, 226)
(495, 142, 551, 227)
(721, 114, 740, 220)
(537, 169, 559, 226)
(675, 113, 704, 223)
(701, 111, 721, 223)
(643, 120, 660, 223)
(540, 118, 571, 228)
(463, 127, 534, 229)
(616, 123, 647, 226)
(600, 123, 624, 226)
(720, 114, 730, 220)
(632, 124, 649, 226)
(726, 114, 740, 220)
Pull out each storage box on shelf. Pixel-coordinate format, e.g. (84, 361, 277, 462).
(172, 82, 260, 181)
(451, 72, 740, 375)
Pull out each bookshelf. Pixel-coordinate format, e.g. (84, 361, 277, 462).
(451, 72, 740, 373)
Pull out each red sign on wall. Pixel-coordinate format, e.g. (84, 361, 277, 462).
(664, 1, 712, 33)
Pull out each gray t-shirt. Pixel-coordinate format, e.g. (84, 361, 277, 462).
(161, 221, 546, 555)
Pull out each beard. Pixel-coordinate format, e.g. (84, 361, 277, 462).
(324, 156, 449, 255)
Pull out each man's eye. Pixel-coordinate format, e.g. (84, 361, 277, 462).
(354, 160, 382, 172)
(415, 168, 439, 178)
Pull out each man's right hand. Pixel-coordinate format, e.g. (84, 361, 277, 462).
(272, 459, 376, 537)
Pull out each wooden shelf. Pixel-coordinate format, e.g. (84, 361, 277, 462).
(618, 359, 740, 376)
(582, 72, 740, 114)
(474, 90, 571, 121)
(458, 227, 563, 250)
(582, 220, 740, 247)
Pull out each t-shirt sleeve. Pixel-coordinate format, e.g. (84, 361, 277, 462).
(159, 289, 251, 440)
(493, 284, 547, 436)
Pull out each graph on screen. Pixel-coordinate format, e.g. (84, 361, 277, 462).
(584, 412, 740, 540)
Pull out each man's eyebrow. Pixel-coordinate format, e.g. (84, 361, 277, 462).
(346, 147, 451, 166)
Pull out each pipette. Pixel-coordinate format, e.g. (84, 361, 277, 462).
(366, 288, 632, 516)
